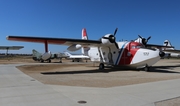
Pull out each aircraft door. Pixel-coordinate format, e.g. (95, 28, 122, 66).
(119, 43, 131, 65)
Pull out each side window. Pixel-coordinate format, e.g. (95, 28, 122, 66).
(131, 46, 135, 49)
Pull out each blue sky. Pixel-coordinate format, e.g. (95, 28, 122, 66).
(0, 0, 180, 54)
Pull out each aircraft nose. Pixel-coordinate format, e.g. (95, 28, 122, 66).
(159, 51, 165, 57)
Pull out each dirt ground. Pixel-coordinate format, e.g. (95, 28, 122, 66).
(11, 57, 180, 88)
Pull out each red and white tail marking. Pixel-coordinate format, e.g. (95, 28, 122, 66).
(81, 28, 90, 55)
(82, 28, 88, 40)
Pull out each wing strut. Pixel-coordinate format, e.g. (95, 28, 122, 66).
(6, 47, 9, 55)
(45, 40, 48, 52)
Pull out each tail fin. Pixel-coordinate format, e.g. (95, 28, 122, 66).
(64, 51, 72, 57)
(82, 28, 88, 40)
(81, 28, 90, 55)
(32, 49, 42, 57)
(32, 49, 42, 60)
(163, 40, 175, 50)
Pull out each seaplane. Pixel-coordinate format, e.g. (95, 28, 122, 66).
(6, 28, 172, 71)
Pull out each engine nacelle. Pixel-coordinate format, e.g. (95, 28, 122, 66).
(42, 51, 51, 60)
(170, 53, 180, 58)
(101, 34, 114, 45)
(67, 44, 82, 51)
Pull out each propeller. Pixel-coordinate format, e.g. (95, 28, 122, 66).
(138, 35, 151, 46)
(102, 28, 119, 49)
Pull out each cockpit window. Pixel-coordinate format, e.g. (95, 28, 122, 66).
(131, 45, 142, 49)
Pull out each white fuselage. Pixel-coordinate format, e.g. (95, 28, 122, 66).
(87, 41, 161, 69)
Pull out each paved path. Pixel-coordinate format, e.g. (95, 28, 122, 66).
(1, 64, 180, 106)
(0, 64, 79, 106)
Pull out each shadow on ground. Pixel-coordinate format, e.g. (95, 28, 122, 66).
(41, 64, 180, 75)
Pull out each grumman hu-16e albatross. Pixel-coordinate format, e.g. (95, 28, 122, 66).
(6, 28, 171, 71)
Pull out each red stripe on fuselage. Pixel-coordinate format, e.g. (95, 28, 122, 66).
(118, 42, 140, 65)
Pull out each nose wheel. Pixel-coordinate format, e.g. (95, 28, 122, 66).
(99, 63, 104, 70)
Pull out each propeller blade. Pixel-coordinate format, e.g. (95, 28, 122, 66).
(147, 36, 151, 41)
(115, 42, 119, 49)
(102, 37, 109, 39)
(138, 34, 143, 39)
(114, 28, 118, 36)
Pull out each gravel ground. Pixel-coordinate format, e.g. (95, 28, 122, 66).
(17, 59, 180, 88)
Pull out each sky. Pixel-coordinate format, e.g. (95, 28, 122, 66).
(0, 0, 180, 54)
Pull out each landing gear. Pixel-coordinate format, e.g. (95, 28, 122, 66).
(48, 59, 51, 63)
(99, 63, 104, 70)
(59, 58, 62, 63)
(144, 67, 149, 71)
(40, 60, 44, 63)
(144, 65, 151, 71)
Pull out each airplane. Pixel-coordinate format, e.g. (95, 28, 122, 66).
(162, 40, 180, 58)
(0, 46, 24, 55)
(6, 28, 172, 71)
(64, 51, 89, 62)
(134, 35, 180, 58)
(32, 49, 68, 63)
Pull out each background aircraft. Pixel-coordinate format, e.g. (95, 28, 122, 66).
(32, 49, 68, 63)
(162, 40, 180, 58)
(7, 28, 172, 71)
(64, 51, 89, 62)
(0, 46, 24, 56)
(134, 35, 180, 58)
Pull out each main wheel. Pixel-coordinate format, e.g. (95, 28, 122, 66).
(144, 66, 150, 71)
(48, 59, 51, 63)
(99, 63, 104, 70)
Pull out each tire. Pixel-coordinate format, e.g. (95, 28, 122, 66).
(144, 66, 149, 71)
(99, 63, 104, 70)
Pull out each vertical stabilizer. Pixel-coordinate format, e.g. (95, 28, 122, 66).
(163, 40, 174, 50)
(32, 49, 41, 57)
(82, 28, 88, 40)
(32, 49, 42, 60)
(81, 28, 90, 55)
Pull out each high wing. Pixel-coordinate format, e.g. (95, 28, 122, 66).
(163, 49, 180, 53)
(134, 36, 174, 49)
(0, 46, 24, 50)
(146, 44, 174, 49)
(7, 36, 101, 47)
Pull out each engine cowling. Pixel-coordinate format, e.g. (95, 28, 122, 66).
(67, 44, 82, 51)
(42, 51, 51, 60)
(101, 34, 115, 45)
(159, 51, 165, 57)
